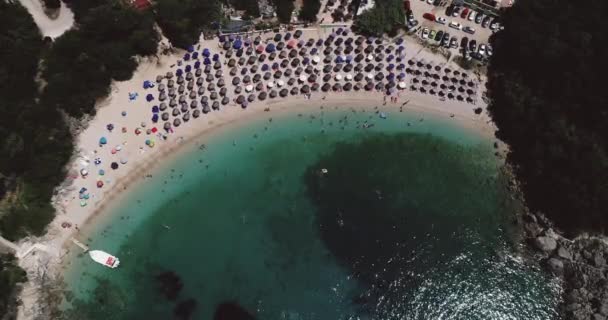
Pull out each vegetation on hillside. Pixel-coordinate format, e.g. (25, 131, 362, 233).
(272, 0, 295, 23)
(227, 0, 260, 19)
(353, 0, 404, 36)
(487, 0, 608, 233)
(298, 0, 321, 22)
(154, 0, 222, 49)
(0, 254, 27, 319)
(0, 2, 71, 240)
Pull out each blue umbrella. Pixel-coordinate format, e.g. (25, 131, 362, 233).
(187, 45, 195, 53)
(398, 45, 405, 52)
(233, 39, 242, 49)
(388, 64, 395, 70)
(219, 35, 226, 43)
(194, 61, 201, 69)
(387, 74, 395, 81)
(191, 52, 199, 59)
(152, 105, 159, 113)
(204, 58, 211, 65)
(265, 43, 276, 53)
(272, 62, 279, 70)
(143, 80, 152, 89)
(152, 113, 159, 123)
(399, 72, 406, 80)
(397, 63, 405, 70)
(302, 57, 310, 65)
(316, 39, 323, 46)
(212, 53, 219, 61)
(396, 38, 403, 45)
(284, 32, 291, 40)
(146, 94, 154, 102)
(202, 48, 210, 57)
(176, 69, 183, 76)
(185, 65, 192, 73)
(335, 56, 344, 63)
(311, 48, 318, 55)
(183, 53, 190, 61)
(261, 64, 269, 71)
(241, 68, 248, 75)
(387, 54, 394, 62)
(346, 55, 353, 63)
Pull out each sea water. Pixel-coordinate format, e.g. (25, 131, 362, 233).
(61, 107, 561, 320)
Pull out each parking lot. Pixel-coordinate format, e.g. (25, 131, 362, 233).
(407, 0, 499, 62)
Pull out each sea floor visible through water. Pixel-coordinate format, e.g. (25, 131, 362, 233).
(61, 107, 561, 320)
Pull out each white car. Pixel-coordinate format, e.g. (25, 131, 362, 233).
(422, 28, 430, 39)
(449, 21, 462, 30)
(486, 44, 493, 56)
(478, 44, 486, 56)
(427, 0, 433, 4)
(435, 16, 447, 24)
(468, 11, 476, 21)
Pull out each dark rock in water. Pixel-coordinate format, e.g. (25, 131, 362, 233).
(174, 298, 197, 320)
(213, 302, 256, 320)
(155, 271, 183, 301)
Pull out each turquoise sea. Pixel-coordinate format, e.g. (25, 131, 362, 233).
(61, 106, 561, 320)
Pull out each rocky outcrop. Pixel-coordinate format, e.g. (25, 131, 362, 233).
(523, 212, 608, 320)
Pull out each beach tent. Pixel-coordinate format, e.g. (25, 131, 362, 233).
(111, 162, 119, 170)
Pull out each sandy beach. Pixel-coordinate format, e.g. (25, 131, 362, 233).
(15, 29, 494, 319)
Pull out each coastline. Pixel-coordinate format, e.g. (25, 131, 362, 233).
(15, 33, 496, 319)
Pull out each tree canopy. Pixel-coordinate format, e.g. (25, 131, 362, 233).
(298, 0, 321, 22)
(353, 0, 405, 36)
(487, 0, 608, 234)
(154, 0, 222, 49)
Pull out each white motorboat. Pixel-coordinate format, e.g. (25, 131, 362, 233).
(89, 250, 120, 268)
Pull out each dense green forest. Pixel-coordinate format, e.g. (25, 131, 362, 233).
(298, 0, 321, 22)
(0, 254, 27, 319)
(155, 0, 222, 49)
(353, 0, 404, 36)
(272, 0, 295, 23)
(487, 0, 608, 233)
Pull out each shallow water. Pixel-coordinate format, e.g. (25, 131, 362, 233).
(62, 107, 560, 320)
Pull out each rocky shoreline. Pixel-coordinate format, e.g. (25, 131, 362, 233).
(523, 211, 608, 320)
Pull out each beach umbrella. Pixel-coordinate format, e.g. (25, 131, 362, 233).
(287, 78, 296, 86)
(256, 82, 264, 91)
(221, 96, 230, 105)
(322, 74, 331, 82)
(161, 112, 170, 121)
(323, 65, 332, 73)
(333, 64, 343, 72)
(322, 83, 331, 92)
(247, 94, 255, 102)
(182, 112, 191, 122)
(111, 162, 119, 170)
(193, 109, 201, 118)
(299, 74, 307, 82)
(246, 47, 253, 56)
(243, 75, 251, 83)
(204, 65, 211, 74)
(99, 137, 107, 145)
(252, 73, 261, 82)
(274, 70, 283, 79)
(279, 88, 288, 97)
(277, 42, 285, 51)
(354, 73, 364, 81)
(375, 63, 385, 71)
(284, 68, 293, 77)
(217, 78, 225, 87)
(343, 82, 352, 91)
(248, 56, 256, 65)
(220, 87, 227, 96)
(305, 65, 314, 74)
(159, 102, 168, 111)
(365, 82, 374, 91)
(263, 72, 272, 80)
(258, 91, 267, 100)
(312, 56, 321, 64)
(146, 94, 154, 102)
(269, 89, 277, 98)
(290, 87, 299, 95)
(214, 61, 221, 69)
(333, 83, 342, 91)
(301, 85, 310, 93)
(210, 92, 218, 100)
(295, 67, 303, 75)
(245, 84, 254, 92)
(375, 82, 384, 90)
(152, 113, 159, 123)
(277, 80, 285, 87)
(291, 58, 300, 67)
(269, 52, 277, 60)
(354, 82, 362, 91)
(180, 103, 188, 113)
(281, 59, 289, 68)
(454, 70, 461, 76)
(308, 74, 317, 82)
(335, 74, 343, 81)
(212, 101, 220, 110)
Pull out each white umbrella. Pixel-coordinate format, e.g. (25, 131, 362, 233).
(366, 54, 374, 61)
(345, 74, 353, 81)
(245, 84, 254, 92)
(398, 81, 406, 88)
(335, 74, 343, 81)
(312, 56, 321, 64)
(267, 81, 275, 88)
(367, 73, 374, 79)
(299, 74, 307, 82)
(120, 158, 128, 164)
(277, 80, 285, 87)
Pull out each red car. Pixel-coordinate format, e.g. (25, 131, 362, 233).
(423, 13, 436, 21)
(403, 0, 411, 11)
(460, 8, 469, 19)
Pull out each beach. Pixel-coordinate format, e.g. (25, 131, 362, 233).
(15, 29, 496, 319)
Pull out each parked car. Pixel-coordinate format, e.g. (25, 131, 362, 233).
(427, 0, 434, 4)
(436, 16, 447, 24)
(445, 4, 455, 16)
(422, 28, 430, 39)
(485, 44, 493, 56)
(490, 21, 500, 30)
(475, 13, 484, 24)
(423, 13, 436, 21)
(478, 43, 487, 55)
(409, 19, 419, 27)
(469, 39, 477, 52)
(449, 21, 462, 30)
(452, 6, 461, 17)
(460, 8, 469, 19)
(435, 30, 444, 41)
(461, 36, 469, 49)
(403, 0, 411, 11)
(468, 10, 476, 21)
(482, 16, 491, 28)
(442, 32, 450, 47)
(449, 36, 458, 48)
(463, 26, 475, 34)
(429, 30, 437, 40)
(433, 0, 441, 5)
(471, 51, 483, 60)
